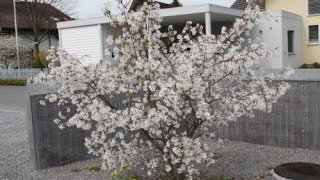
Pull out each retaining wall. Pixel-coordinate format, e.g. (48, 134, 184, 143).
(26, 84, 133, 169)
(26, 84, 94, 169)
(26, 69, 320, 169)
(216, 69, 320, 151)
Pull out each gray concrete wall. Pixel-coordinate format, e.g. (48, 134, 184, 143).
(26, 84, 94, 169)
(216, 70, 320, 150)
(26, 83, 137, 169)
(26, 69, 320, 169)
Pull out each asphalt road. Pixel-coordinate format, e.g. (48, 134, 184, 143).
(0, 85, 26, 112)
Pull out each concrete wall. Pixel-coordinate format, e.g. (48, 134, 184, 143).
(26, 83, 135, 169)
(26, 69, 320, 169)
(216, 69, 320, 151)
(26, 84, 94, 169)
(252, 10, 302, 69)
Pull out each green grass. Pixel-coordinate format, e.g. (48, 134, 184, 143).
(0, 79, 27, 86)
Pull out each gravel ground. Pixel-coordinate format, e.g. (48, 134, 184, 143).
(1, 111, 320, 180)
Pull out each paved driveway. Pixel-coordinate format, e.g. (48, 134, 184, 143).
(0, 86, 26, 112)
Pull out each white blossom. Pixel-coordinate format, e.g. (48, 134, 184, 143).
(0, 36, 32, 69)
(33, 1, 292, 179)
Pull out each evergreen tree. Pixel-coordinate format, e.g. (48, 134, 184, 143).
(171, 0, 182, 7)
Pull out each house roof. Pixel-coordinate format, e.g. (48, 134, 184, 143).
(231, 0, 248, 10)
(129, 0, 174, 11)
(0, 0, 72, 30)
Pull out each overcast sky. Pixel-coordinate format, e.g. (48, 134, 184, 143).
(76, 0, 236, 19)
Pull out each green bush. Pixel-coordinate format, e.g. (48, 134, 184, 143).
(300, 62, 320, 68)
(313, 62, 320, 68)
(32, 51, 49, 68)
(0, 79, 27, 86)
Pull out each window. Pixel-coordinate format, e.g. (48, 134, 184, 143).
(287, 31, 294, 53)
(309, 0, 320, 15)
(309, 25, 319, 43)
(50, 16, 60, 21)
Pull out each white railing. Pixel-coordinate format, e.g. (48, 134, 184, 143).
(0, 68, 48, 79)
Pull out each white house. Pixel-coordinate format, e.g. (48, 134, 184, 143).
(57, 1, 303, 69)
(251, 10, 302, 69)
(58, 3, 243, 65)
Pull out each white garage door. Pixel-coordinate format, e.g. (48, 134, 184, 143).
(60, 25, 101, 65)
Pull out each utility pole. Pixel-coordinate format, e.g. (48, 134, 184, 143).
(13, 0, 21, 78)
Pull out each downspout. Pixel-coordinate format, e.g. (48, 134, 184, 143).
(48, 32, 51, 48)
(58, 28, 62, 49)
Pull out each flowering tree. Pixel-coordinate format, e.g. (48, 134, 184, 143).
(34, 1, 292, 179)
(0, 36, 32, 69)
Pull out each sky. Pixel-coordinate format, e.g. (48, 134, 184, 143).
(76, 0, 236, 19)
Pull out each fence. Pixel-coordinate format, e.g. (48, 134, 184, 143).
(0, 68, 48, 79)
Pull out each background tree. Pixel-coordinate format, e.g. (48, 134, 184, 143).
(171, 0, 182, 7)
(22, 0, 77, 56)
(0, 36, 32, 69)
(34, 1, 292, 179)
(32, 51, 49, 69)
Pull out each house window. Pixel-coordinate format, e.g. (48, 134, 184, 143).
(309, 25, 319, 43)
(288, 31, 294, 53)
(308, 0, 320, 15)
(0, 30, 10, 37)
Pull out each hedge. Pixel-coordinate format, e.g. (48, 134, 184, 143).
(0, 79, 27, 86)
(300, 62, 320, 69)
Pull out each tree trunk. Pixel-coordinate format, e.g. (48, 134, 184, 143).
(33, 43, 40, 57)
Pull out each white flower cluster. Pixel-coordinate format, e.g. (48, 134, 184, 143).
(33, 1, 292, 179)
(0, 36, 31, 69)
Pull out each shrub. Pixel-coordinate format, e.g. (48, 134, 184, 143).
(110, 165, 141, 180)
(313, 62, 320, 68)
(32, 51, 49, 69)
(300, 62, 320, 68)
(0, 79, 27, 86)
